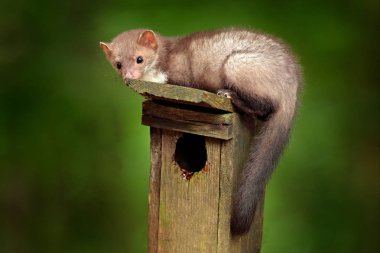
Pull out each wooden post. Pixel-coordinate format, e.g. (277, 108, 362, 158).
(126, 79, 264, 253)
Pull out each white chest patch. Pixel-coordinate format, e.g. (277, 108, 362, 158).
(142, 69, 168, 84)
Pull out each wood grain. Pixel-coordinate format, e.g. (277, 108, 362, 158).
(125, 79, 235, 112)
(148, 128, 162, 253)
(217, 115, 264, 253)
(143, 100, 234, 125)
(142, 115, 233, 140)
(157, 130, 221, 252)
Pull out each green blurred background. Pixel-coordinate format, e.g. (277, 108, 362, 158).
(1, 0, 379, 252)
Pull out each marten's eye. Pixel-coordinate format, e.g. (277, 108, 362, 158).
(116, 62, 122, 69)
(136, 56, 144, 64)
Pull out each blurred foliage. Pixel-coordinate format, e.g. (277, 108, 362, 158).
(0, 0, 379, 252)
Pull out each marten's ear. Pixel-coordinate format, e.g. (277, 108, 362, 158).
(99, 42, 112, 57)
(137, 30, 158, 50)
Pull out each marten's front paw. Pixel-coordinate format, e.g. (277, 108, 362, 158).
(217, 89, 234, 99)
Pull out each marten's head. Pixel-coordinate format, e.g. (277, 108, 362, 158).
(100, 29, 159, 81)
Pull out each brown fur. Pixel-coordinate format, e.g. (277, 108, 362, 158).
(100, 27, 302, 235)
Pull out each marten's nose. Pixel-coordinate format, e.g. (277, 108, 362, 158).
(124, 71, 134, 79)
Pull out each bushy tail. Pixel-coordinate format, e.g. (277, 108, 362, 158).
(230, 109, 293, 235)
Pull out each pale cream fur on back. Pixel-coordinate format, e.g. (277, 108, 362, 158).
(159, 28, 301, 121)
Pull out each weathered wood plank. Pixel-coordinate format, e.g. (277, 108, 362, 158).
(148, 128, 162, 253)
(142, 115, 233, 140)
(157, 130, 221, 253)
(125, 79, 235, 112)
(217, 114, 263, 253)
(143, 100, 234, 125)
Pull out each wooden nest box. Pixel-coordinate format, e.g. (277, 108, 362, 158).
(126, 79, 264, 253)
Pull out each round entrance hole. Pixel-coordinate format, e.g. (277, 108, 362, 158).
(174, 133, 207, 180)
